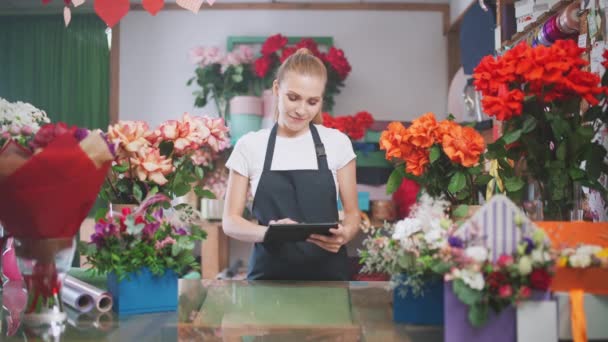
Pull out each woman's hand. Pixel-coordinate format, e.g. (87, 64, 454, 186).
(307, 224, 351, 253)
(268, 218, 298, 225)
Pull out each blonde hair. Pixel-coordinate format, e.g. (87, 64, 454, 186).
(274, 48, 327, 125)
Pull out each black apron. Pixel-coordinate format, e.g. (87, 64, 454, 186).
(247, 123, 349, 281)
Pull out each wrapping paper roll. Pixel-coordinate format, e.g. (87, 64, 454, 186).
(61, 284, 94, 313)
(64, 275, 113, 313)
(66, 307, 114, 332)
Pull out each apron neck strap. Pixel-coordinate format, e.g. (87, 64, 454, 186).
(263, 123, 329, 171)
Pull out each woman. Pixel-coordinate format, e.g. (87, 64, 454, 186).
(222, 48, 360, 280)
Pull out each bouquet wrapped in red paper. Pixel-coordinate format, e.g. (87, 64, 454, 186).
(0, 122, 114, 324)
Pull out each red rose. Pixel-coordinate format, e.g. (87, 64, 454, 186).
(325, 47, 351, 80)
(497, 254, 514, 268)
(498, 284, 513, 298)
(354, 111, 374, 129)
(280, 47, 297, 63)
(486, 271, 507, 292)
(261, 34, 288, 56)
(529, 268, 552, 291)
(295, 38, 321, 58)
(254, 56, 273, 78)
(322, 113, 335, 128)
(518, 285, 532, 299)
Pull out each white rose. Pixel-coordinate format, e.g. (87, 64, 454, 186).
(531, 249, 551, 263)
(569, 254, 592, 268)
(392, 218, 422, 240)
(577, 245, 602, 256)
(518, 256, 533, 275)
(465, 246, 489, 263)
(424, 229, 445, 249)
(460, 269, 485, 290)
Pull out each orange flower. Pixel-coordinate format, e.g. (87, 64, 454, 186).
(108, 121, 151, 155)
(407, 112, 437, 148)
(481, 86, 524, 121)
(380, 122, 408, 160)
(130, 147, 174, 185)
(442, 126, 485, 167)
(435, 120, 459, 144)
(403, 148, 429, 176)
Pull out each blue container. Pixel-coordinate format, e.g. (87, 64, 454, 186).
(393, 276, 444, 325)
(337, 191, 370, 211)
(107, 267, 178, 316)
(229, 114, 262, 145)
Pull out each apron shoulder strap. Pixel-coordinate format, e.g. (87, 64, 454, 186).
(309, 124, 329, 171)
(263, 124, 278, 171)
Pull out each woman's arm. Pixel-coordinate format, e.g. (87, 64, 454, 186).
(307, 159, 360, 252)
(221, 170, 268, 243)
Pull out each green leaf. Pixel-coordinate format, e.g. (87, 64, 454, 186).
(171, 243, 181, 257)
(556, 143, 566, 161)
(431, 262, 450, 275)
(468, 165, 482, 175)
(429, 145, 441, 163)
(231, 74, 243, 83)
(159, 141, 174, 157)
(452, 205, 469, 218)
(502, 129, 522, 145)
(386, 167, 406, 195)
(568, 168, 586, 181)
(522, 117, 537, 133)
(452, 279, 482, 306)
(448, 172, 467, 194)
(398, 254, 416, 269)
(112, 164, 129, 173)
(149, 186, 159, 197)
(94, 208, 109, 222)
(468, 303, 489, 327)
(504, 177, 525, 192)
(173, 183, 191, 197)
(576, 126, 595, 140)
(195, 166, 205, 180)
(195, 187, 216, 199)
(475, 174, 493, 186)
(133, 183, 143, 202)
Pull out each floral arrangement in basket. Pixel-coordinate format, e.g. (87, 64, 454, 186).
(379, 112, 488, 213)
(80, 194, 206, 279)
(474, 40, 608, 220)
(443, 219, 555, 327)
(187, 45, 257, 118)
(0, 122, 114, 321)
(322, 111, 374, 140)
(253, 34, 351, 112)
(359, 194, 454, 296)
(101, 113, 229, 206)
(0, 97, 50, 147)
(557, 244, 608, 268)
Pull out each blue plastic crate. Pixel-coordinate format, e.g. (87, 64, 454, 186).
(107, 267, 178, 316)
(337, 191, 370, 211)
(393, 276, 444, 325)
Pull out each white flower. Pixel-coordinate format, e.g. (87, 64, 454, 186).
(577, 245, 602, 256)
(392, 218, 422, 240)
(465, 246, 489, 263)
(518, 256, 533, 275)
(531, 249, 551, 263)
(424, 228, 445, 249)
(460, 269, 485, 290)
(569, 254, 592, 268)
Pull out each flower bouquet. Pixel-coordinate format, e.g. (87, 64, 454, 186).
(379, 112, 488, 215)
(322, 111, 374, 141)
(101, 113, 229, 206)
(0, 122, 114, 325)
(474, 40, 608, 220)
(0, 97, 50, 147)
(253, 34, 351, 112)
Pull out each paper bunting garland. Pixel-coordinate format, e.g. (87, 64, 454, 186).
(71, 0, 85, 7)
(207, 0, 216, 5)
(94, 0, 130, 28)
(143, 0, 164, 16)
(176, 0, 203, 14)
(64, 6, 71, 27)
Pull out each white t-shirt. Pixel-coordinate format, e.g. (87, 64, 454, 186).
(225, 125, 356, 199)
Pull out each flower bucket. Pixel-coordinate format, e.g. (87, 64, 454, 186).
(393, 275, 444, 325)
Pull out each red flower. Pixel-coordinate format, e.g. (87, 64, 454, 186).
(354, 111, 374, 129)
(254, 55, 273, 78)
(529, 268, 552, 291)
(497, 254, 514, 268)
(486, 271, 507, 292)
(280, 47, 297, 63)
(30, 123, 75, 150)
(518, 285, 532, 299)
(602, 49, 608, 70)
(498, 284, 513, 298)
(480, 86, 524, 121)
(325, 47, 351, 80)
(295, 38, 322, 58)
(261, 34, 288, 56)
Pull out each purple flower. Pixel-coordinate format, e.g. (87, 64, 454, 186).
(152, 209, 164, 221)
(143, 222, 161, 236)
(100, 132, 116, 157)
(74, 128, 89, 141)
(90, 233, 104, 248)
(523, 237, 535, 254)
(175, 228, 188, 236)
(448, 236, 463, 248)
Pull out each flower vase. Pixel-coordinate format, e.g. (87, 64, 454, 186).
(393, 275, 444, 325)
(261, 89, 275, 129)
(13, 237, 76, 328)
(228, 95, 263, 146)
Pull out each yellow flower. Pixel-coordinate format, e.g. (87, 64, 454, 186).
(595, 248, 608, 259)
(557, 256, 568, 268)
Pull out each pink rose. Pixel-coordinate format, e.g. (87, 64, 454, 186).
(498, 285, 513, 298)
(189, 46, 206, 65)
(518, 286, 531, 299)
(497, 254, 514, 268)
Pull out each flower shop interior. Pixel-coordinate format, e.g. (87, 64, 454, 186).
(1, 0, 608, 341)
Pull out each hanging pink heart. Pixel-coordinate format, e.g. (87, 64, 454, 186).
(72, 0, 85, 7)
(143, 0, 164, 16)
(94, 0, 130, 28)
(41, 0, 52, 4)
(64, 6, 72, 27)
(206, 0, 216, 5)
(176, 0, 203, 14)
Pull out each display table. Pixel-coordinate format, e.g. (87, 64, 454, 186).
(1, 280, 443, 341)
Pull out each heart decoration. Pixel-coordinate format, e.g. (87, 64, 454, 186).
(94, 0, 130, 28)
(143, 0, 164, 16)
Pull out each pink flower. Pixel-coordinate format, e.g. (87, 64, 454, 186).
(9, 125, 20, 135)
(223, 52, 242, 68)
(498, 284, 513, 298)
(205, 47, 223, 65)
(158, 120, 197, 153)
(189, 46, 206, 65)
(108, 121, 151, 154)
(130, 147, 174, 185)
(203, 117, 230, 151)
(20, 125, 33, 135)
(518, 285, 531, 299)
(497, 254, 514, 268)
(155, 236, 176, 250)
(235, 45, 255, 64)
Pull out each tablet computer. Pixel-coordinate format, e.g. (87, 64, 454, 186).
(263, 222, 338, 244)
